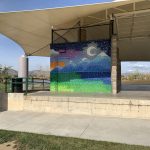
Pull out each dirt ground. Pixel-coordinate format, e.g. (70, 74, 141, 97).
(0, 141, 17, 150)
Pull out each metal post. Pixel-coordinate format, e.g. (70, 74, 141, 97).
(79, 27, 81, 42)
(25, 77, 28, 95)
(43, 79, 44, 90)
(109, 20, 114, 38)
(51, 29, 54, 45)
(24, 55, 29, 95)
(5, 78, 7, 93)
(50, 28, 54, 92)
(32, 78, 34, 90)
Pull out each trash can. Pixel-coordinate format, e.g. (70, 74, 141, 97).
(11, 78, 23, 93)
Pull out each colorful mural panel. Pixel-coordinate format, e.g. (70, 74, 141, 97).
(50, 40, 111, 93)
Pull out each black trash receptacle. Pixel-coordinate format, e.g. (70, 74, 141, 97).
(11, 78, 23, 93)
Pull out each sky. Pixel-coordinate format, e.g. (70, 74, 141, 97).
(0, 0, 150, 73)
(0, 0, 112, 12)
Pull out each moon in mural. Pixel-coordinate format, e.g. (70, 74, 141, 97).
(83, 42, 102, 59)
(86, 46, 97, 57)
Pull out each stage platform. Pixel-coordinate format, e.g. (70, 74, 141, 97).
(28, 83, 150, 99)
(1, 83, 150, 119)
(28, 90, 150, 100)
(18, 88, 149, 119)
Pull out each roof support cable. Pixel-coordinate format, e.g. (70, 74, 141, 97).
(28, 43, 50, 56)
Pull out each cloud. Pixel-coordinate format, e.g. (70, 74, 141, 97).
(82, 58, 89, 62)
(127, 62, 149, 69)
(50, 49, 59, 56)
(131, 64, 149, 71)
(122, 62, 150, 74)
(128, 69, 134, 72)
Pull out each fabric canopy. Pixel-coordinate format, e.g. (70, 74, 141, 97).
(0, 0, 145, 56)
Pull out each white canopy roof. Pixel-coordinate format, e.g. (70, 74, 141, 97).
(115, 7, 150, 61)
(0, 0, 148, 58)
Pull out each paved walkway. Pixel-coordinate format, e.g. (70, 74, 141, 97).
(1, 111, 150, 147)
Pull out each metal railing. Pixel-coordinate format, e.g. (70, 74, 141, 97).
(51, 22, 112, 45)
(1, 77, 50, 95)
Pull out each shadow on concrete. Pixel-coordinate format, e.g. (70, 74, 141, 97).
(121, 84, 150, 91)
(0, 92, 8, 111)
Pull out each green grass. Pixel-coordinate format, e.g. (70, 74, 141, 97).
(0, 83, 5, 92)
(0, 82, 11, 92)
(0, 130, 150, 150)
(51, 79, 111, 93)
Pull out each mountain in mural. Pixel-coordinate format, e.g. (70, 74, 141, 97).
(79, 52, 111, 72)
(51, 66, 63, 73)
(51, 51, 111, 74)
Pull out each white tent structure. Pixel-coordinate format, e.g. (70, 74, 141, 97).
(0, 0, 149, 60)
(116, 8, 150, 61)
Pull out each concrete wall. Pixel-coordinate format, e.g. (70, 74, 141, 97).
(0, 93, 24, 111)
(24, 95, 150, 119)
(7, 93, 24, 111)
(1, 93, 150, 119)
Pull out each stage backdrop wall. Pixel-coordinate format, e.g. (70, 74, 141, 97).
(50, 40, 111, 93)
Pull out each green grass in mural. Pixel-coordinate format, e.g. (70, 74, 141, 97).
(51, 79, 111, 93)
(51, 73, 81, 82)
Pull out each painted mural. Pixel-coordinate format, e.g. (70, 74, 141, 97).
(50, 40, 111, 93)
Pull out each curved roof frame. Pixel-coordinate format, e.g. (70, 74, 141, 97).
(0, 0, 147, 57)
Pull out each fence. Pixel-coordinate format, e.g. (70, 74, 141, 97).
(0, 78, 6, 92)
(0, 78, 50, 94)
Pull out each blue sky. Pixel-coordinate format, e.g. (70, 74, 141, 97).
(0, 0, 150, 73)
(0, 0, 112, 12)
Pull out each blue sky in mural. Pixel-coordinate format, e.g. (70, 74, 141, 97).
(0, 0, 150, 73)
(51, 41, 111, 73)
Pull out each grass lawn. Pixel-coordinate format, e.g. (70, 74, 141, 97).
(0, 130, 150, 150)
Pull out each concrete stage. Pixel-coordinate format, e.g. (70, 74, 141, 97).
(29, 90, 150, 100)
(22, 86, 150, 119)
(28, 83, 150, 99)
(1, 83, 150, 120)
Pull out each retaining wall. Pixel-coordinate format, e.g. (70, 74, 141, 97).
(1, 93, 150, 119)
(24, 95, 150, 119)
(0, 93, 24, 111)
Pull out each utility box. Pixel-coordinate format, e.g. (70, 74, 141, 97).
(11, 78, 23, 93)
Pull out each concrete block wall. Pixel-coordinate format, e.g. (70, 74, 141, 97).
(7, 93, 24, 111)
(0, 93, 24, 111)
(1, 93, 150, 119)
(23, 95, 150, 119)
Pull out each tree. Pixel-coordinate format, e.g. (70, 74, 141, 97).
(0, 65, 12, 83)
